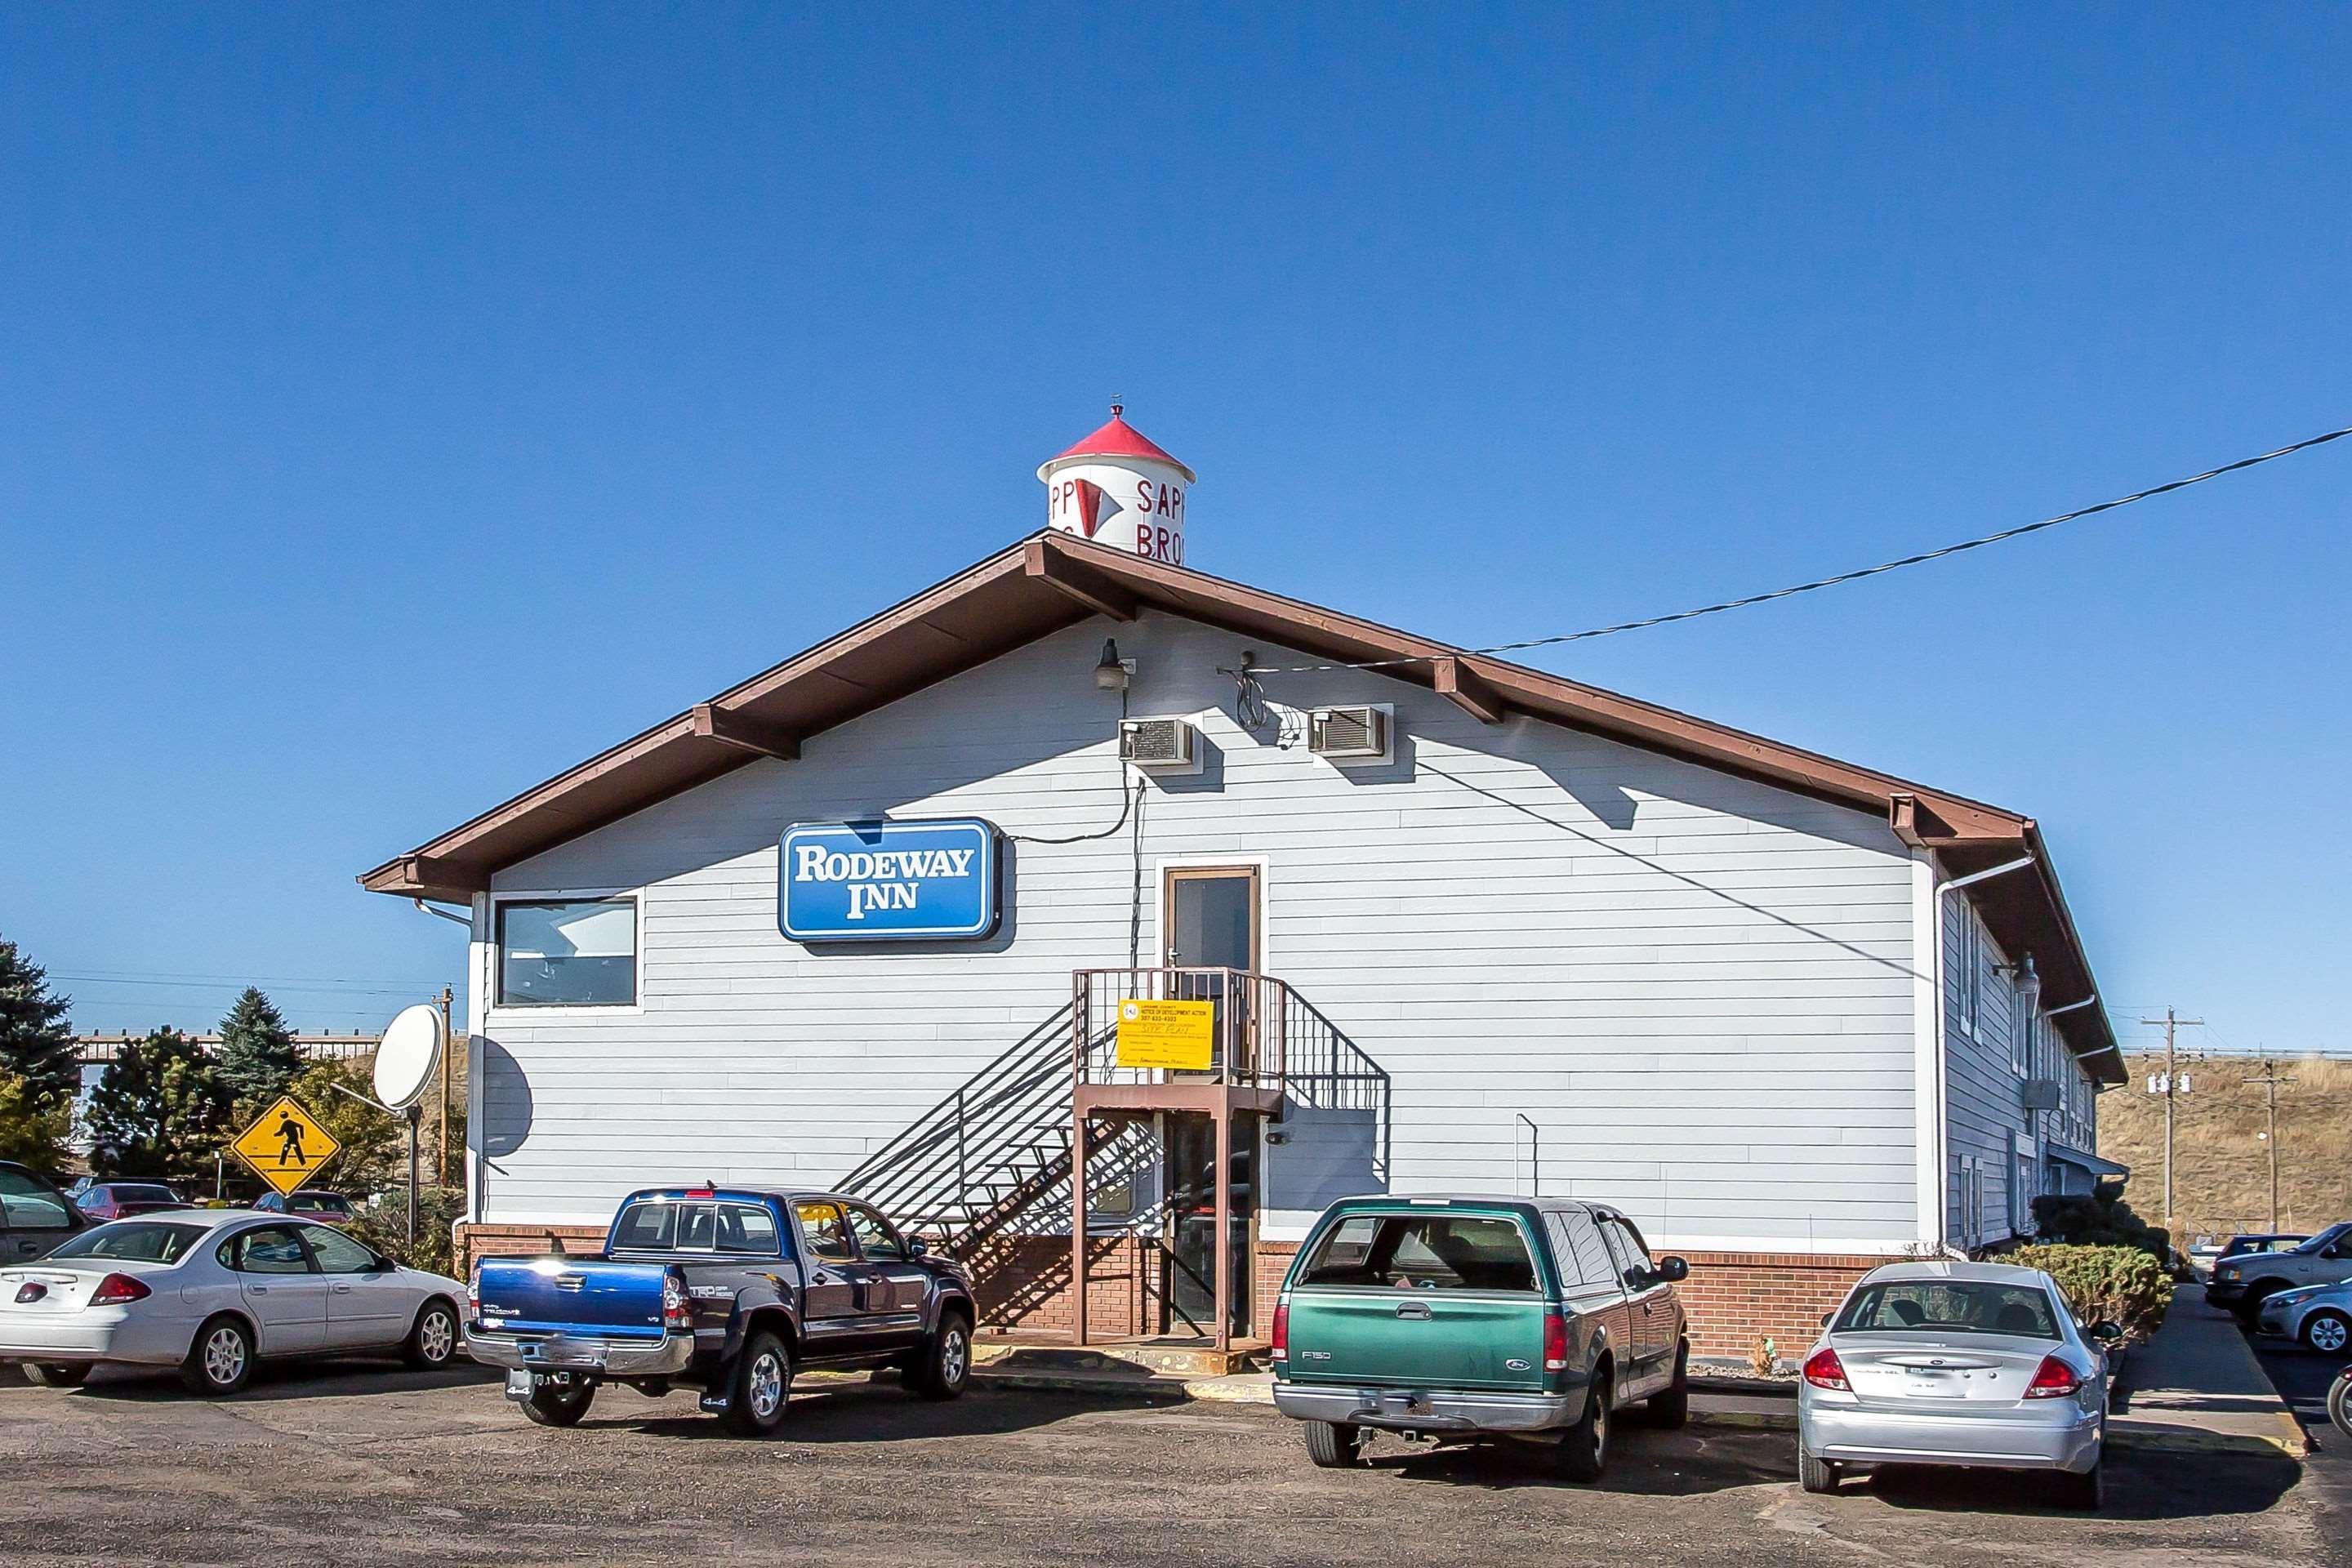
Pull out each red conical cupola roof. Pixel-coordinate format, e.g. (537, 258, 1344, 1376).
(1039, 405, 1196, 483)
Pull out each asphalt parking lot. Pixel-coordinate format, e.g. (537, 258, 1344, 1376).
(0, 1359, 2336, 1568)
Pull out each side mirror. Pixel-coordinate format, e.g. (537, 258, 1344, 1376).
(907, 1239, 929, 1258)
(1820, 1312, 1835, 1330)
(1655, 1255, 1689, 1283)
(2090, 1321, 2123, 1344)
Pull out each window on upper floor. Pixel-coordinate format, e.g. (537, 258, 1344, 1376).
(497, 898, 637, 1007)
(1953, 915, 1983, 1040)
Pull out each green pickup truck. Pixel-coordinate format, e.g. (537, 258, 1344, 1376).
(1271, 1196, 1690, 1480)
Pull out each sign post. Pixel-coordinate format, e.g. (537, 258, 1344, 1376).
(229, 1096, 343, 1198)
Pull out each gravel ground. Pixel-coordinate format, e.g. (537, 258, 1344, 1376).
(0, 1359, 2333, 1568)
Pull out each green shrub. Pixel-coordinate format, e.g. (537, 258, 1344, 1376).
(350, 1186, 467, 1279)
(2031, 1186, 2172, 1264)
(2007, 1243, 2172, 1343)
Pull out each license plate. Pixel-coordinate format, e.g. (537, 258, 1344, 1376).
(1902, 1375, 1962, 1399)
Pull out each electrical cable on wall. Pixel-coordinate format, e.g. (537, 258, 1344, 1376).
(1256, 418, 2352, 674)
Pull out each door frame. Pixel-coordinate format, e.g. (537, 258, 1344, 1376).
(1157, 861, 1266, 973)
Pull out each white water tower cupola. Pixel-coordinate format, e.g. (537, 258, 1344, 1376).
(1039, 405, 1196, 565)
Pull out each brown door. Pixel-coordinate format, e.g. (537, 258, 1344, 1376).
(1162, 867, 1260, 1073)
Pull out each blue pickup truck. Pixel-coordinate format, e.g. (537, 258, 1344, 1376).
(466, 1187, 977, 1436)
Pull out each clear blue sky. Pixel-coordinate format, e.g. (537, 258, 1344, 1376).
(2, 6, 2345, 1058)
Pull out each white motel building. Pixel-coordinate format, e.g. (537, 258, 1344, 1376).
(363, 409, 2124, 1362)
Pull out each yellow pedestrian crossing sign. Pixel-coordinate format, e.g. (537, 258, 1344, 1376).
(230, 1096, 341, 1196)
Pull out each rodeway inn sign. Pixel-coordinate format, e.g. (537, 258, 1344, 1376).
(778, 818, 1002, 942)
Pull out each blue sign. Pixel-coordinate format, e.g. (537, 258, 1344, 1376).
(779, 817, 1001, 942)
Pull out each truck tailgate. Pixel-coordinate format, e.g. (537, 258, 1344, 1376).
(474, 1257, 670, 1339)
(1285, 1289, 1551, 1392)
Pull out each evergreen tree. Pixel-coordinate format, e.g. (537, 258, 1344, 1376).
(0, 1071, 73, 1177)
(0, 935, 78, 1107)
(215, 986, 301, 1107)
(84, 1027, 234, 1184)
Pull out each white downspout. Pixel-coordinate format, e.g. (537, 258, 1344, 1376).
(1925, 855, 2037, 1256)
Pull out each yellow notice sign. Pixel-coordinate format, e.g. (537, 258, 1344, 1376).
(229, 1096, 342, 1196)
(1113, 999, 1216, 1071)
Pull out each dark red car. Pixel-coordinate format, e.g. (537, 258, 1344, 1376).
(69, 1183, 187, 1222)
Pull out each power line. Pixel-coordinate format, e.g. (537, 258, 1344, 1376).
(50, 974, 441, 998)
(1260, 419, 2352, 674)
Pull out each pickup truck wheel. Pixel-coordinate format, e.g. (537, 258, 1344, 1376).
(1797, 1450, 1842, 1494)
(1303, 1420, 1363, 1468)
(722, 1330, 792, 1436)
(1643, 1344, 1690, 1429)
(909, 1311, 973, 1400)
(1556, 1369, 1610, 1482)
(520, 1380, 596, 1427)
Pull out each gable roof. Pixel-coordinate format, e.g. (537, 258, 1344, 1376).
(359, 530, 2119, 1080)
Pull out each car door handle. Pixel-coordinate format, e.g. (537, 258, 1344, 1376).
(1395, 1302, 1432, 1319)
(247, 1286, 269, 1294)
(332, 1284, 354, 1294)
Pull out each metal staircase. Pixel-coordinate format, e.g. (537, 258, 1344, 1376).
(839, 1004, 1133, 1254)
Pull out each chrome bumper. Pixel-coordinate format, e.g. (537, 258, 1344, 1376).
(464, 1327, 695, 1379)
(1273, 1381, 1577, 1434)
(1801, 1402, 2103, 1474)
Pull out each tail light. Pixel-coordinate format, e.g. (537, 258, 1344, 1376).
(89, 1273, 150, 1307)
(1802, 1348, 1848, 1391)
(1270, 1298, 1290, 1362)
(466, 1267, 481, 1322)
(2023, 1354, 2082, 1399)
(1543, 1312, 1570, 1372)
(662, 1268, 693, 1332)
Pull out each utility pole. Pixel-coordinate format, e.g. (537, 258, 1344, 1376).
(2140, 1008, 2204, 1226)
(2245, 1058, 2295, 1232)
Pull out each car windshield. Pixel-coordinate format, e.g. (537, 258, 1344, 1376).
(49, 1221, 208, 1264)
(291, 1195, 349, 1214)
(1298, 1213, 1539, 1292)
(1835, 1280, 2060, 1339)
(111, 1185, 179, 1203)
(2292, 1225, 2350, 1255)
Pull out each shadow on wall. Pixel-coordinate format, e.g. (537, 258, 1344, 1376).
(479, 1036, 535, 1161)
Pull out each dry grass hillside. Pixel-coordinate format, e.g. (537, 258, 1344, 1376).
(2099, 1051, 2352, 1243)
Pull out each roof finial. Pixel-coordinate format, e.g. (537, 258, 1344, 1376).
(1109, 395, 1124, 419)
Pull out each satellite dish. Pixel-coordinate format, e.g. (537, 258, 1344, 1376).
(374, 1004, 448, 1111)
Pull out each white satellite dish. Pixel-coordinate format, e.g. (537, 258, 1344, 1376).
(374, 1004, 448, 1111)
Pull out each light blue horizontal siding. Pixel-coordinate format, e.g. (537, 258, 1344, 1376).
(474, 612, 1923, 1250)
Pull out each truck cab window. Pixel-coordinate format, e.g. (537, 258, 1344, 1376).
(844, 1205, 905, 1262)
(796, 1202, 855, 1263)
(717, 1205, 781, 1256)
(612, 1202, 676, 1252)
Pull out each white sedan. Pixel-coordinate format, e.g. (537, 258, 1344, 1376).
(0, 1209, 465, 1394)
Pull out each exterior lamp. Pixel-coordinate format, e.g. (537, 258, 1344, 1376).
(1094, 639, 1130, 693)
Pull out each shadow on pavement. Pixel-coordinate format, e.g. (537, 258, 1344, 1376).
(64, 1356, 499, 1404)
(1362, 1428, 1785, 1497)
(1862, 1446, 2301, 1521)
(608, 1373, 1156, 1443)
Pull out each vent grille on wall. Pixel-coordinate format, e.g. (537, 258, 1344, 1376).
(1120, 718, 1197, 768)
(1308, 704, 1393, 764)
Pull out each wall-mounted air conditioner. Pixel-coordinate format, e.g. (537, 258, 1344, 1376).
(1308, 703, 1394, 765)
(2021, 1080, 2062, 1111)
(1120, 717, 1200, 773)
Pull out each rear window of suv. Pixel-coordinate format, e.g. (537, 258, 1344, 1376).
(1298, 1212, 1539, 1293)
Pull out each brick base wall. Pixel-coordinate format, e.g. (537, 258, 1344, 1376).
(1676, 1251, 1881, 1363)
(456, 1223, 1875, 1364)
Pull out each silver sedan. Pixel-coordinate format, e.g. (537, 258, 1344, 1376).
(0, 1209, 465, 1394)
(1797, 1259, 2118, 1509)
